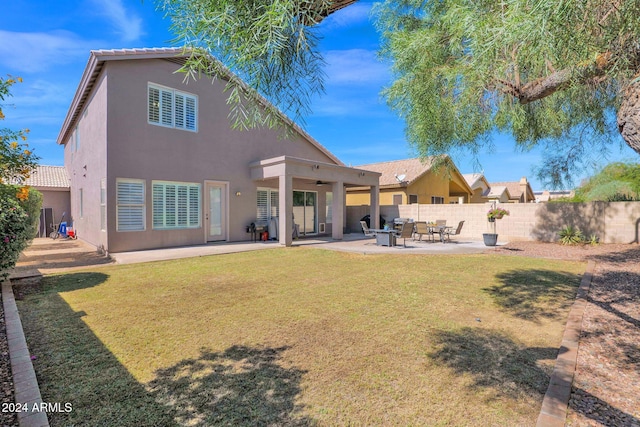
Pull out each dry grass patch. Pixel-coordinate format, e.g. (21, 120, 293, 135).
(15, 248, 585, 426)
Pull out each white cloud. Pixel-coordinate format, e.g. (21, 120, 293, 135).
(324, 49, 389, 85)
(319, 3, 372, 29)
(89, 0, 143, 42)
(0, 30, 94, 73)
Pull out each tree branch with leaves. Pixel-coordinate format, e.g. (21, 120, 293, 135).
(160, 0, 640, 187)
(1, 76, 38, 185)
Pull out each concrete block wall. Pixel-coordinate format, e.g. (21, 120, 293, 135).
(347, 202, 640, 244)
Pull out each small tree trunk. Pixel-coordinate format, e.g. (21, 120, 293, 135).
(617, 79, 640, 155)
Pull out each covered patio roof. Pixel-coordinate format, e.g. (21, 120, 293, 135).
(250, 156, 381, 246)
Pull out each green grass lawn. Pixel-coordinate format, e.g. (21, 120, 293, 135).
(16, 248, 585, 426)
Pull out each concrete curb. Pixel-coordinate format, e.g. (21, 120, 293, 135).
(2, 279, 49, 427)
(536, 260, 595, 427)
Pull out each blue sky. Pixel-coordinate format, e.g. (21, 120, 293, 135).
(2, 0, 638, 191)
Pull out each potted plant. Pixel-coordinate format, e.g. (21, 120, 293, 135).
(484, 206, 509, 246)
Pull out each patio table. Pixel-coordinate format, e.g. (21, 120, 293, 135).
(427, 224, 448, 243)
(371, 229, 397, 246)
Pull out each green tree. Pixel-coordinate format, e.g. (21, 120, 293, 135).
(1, 76, 38, 184)
(1, 76, 40, 276)
(0, 185, 42, 278)
(574, 162, 640, 201)
(158, 0, 337, 129)
(161, 0, 640, 186)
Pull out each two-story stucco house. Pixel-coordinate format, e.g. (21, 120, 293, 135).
(57, 48, 380, 253)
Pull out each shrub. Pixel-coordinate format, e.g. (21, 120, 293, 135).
(558, 226, 585, 245)
(0, 184, 42, 278)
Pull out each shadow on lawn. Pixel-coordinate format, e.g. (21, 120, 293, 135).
(16, 272, 178, 426)
(484, 269, 580, 321)
(429, 328, 640, 425)
(429, 327, 555, 399)
(17, 272, 312, 426)
(148, 346, 312, 427)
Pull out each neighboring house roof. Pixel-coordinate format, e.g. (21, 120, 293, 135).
(535, 190, 575, 202)
(462, 173, 490, 192)
(484, 185, 511, 200)
(490, 177, 535, 202)
(355, 157, 472, 192)
(23, 166, 70, 189)
(56, 47, 344, 166)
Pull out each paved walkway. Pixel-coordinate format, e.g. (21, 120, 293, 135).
(11, 235, 493, 277)
(109, 234, 490, 264)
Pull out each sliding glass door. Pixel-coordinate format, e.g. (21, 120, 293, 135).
(293, 191, 316, 235)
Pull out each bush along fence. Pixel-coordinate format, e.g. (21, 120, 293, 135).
(0, 185, 42, 278)
(347, 201, 640, 244)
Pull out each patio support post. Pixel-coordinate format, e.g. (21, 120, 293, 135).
(279, 173, 293, 247)
(370, 184, 380, 229)
(331, 180, 344, 240)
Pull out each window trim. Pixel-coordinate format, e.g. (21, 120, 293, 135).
(116, 178, 146, 232)
(152, 180, 202, 230)
(148, 83, 198, 132)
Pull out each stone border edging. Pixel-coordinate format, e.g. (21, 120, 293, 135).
(536, 260, 595, 427)
(2, 279, 49, 427)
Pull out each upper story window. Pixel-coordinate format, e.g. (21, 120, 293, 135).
(148, 83, 198, 132)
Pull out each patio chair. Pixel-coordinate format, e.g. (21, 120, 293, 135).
(435, 219, 447, 226)
(360, 220, 376, 237)
(443, 221, 465, 242)
(413, 221, 433, 242)
(395, 221, 415, 247)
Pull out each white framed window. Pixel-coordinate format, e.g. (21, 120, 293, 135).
(148, 83, 198, 132)
(257, 189, 279, 222)
(152, 181, 201, 229)
(431, 196, 444, 204)
(116, 179, 146, 231)
(100, 178, 107, 231)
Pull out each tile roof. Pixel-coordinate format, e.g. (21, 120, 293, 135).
(356, 157, 438, 187)
(491, 181, 524, 198)
(24, 166, 70, 188)
(485, 185, 510, 198)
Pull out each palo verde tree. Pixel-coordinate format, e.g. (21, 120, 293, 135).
(160, 0, 640, 187)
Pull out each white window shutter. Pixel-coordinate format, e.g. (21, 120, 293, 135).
(174, 93, 185, 129)
(160, 89, 173, 126)
(148, 87, 160, 124)
(117, 180, 145, 231)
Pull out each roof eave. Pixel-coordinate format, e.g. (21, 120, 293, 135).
(56, 48, 345, 167)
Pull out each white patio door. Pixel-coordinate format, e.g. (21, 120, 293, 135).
(206, 182, 227, 241)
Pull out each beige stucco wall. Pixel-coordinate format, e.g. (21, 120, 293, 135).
(65, 58, 339, 252)
(36, 187, 70, 235)
(469, 188, 485, 204)
(347, 201, 640, 244)
(65, 70, 108, 250)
